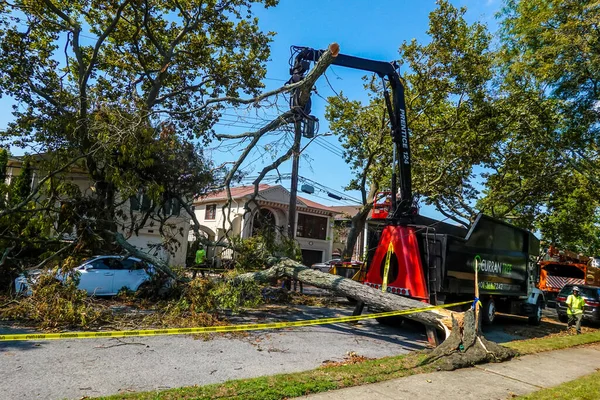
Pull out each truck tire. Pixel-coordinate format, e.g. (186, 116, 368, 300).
(528, 299, 543, 325)
(482, 299, 496, 325)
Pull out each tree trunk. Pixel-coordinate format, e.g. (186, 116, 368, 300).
(420, 309, 515, 370)
(343, 205, 372, 260)
(236, 258, 516, 369)
(343, 182, 377, 260)
(236, 258, 453, 335)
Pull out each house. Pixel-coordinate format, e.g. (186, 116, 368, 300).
(191, 184, 340, 266)
(329, 205, 366, 261)
(4, 156, 189, 266)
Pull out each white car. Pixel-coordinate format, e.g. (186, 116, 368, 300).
(15, 255, 155, 296)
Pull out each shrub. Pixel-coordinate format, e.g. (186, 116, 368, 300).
(232, 230, 302, 271)
(1, 271, 107, 329)
(209, 273, 263, 312)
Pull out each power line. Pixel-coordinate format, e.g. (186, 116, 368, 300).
(312, 137, 344, 158)
(298, 175, 362, 204)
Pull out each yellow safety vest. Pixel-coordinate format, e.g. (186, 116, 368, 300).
(566, 294, 585, 315)
(195, 249, 206, 264)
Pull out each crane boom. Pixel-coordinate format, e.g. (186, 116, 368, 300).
(288, 46, 413, 221)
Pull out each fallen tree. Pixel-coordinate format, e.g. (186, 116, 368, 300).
(117, 230, 515, 370)
(235, 258, 516, 370)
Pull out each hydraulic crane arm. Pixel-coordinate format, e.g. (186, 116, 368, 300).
(289, 46, 413, 221)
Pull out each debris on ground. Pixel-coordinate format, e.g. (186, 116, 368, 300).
(321, 351, 374, 367)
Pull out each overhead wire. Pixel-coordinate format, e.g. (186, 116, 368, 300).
(312, 137, 344, 158)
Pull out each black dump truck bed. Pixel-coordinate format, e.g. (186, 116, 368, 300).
(365, 214, 540, 301)
(418, 214, 540, 299)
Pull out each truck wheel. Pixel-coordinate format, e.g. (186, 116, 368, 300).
(482, 299, 496, 325)
(558, 313, 568, 323)
(528, 299, 543, 325)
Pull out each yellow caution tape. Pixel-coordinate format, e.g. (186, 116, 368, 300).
(382, 242, 394, 293)
(0, 300, 472, 342)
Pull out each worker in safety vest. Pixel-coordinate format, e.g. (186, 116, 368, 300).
(566, 286, 585, 334)
(194, 247, 207, 278)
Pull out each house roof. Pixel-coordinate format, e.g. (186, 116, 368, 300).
(195, 184, 339, 214)
(297, 196, 338, 212)
(195, 184, 272, 202)
(329, 205, 363, 220)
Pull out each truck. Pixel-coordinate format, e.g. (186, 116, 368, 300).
(364, 213, 544, 325)
(538, 246, 600, 307)
(288, 45, 545, 325)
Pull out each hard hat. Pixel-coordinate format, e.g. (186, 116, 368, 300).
(573, 286, 580, 292)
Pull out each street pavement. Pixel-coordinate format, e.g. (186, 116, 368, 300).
(301, 344, 600, 400)
(0, 305, 428, 400)
(0, 303, 572, 400)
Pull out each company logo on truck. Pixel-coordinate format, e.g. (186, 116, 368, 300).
(471, 255, 513, 276)
(478, 281, 521, 292)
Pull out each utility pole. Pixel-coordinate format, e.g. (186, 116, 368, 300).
(288, 120, 302, 238)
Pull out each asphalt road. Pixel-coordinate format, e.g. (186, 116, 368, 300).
(0, 302, 571, 400)
(0, 304, 430, 400)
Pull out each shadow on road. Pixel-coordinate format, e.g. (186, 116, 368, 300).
(0, 323, 46, 352)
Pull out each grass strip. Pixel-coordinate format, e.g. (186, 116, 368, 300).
(95, 331, 600, 400)
(95, 353, 434, 400)
(515, 371, 600, 400)
(505, 331, 600, 355)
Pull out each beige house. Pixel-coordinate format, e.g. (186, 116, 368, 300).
(191, 184, 340, 266)
(329, 205, 366, 261)
(5, 156, 189, 266)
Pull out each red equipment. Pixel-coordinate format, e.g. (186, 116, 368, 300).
(363, 225, 429, 300)
(371, 192, 392, 220)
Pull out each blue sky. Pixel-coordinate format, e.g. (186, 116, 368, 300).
(0, 0, 503, 220)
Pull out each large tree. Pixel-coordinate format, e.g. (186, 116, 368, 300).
(482, 0, 600, 249)
(0, 0, 277, 278)
(324, 0, 498, 258)
(325, 79, 392, 259)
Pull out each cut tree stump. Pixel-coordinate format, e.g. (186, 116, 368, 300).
(420, 308, 516, 370)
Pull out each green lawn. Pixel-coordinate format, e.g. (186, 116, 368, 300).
(516, 371, 600, 400)
(505, 331, 600, 355)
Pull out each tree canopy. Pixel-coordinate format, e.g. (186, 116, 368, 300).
(325, 0, 600, 255)
(0, 0, 278, 277)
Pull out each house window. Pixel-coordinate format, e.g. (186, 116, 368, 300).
(130, 193, 153, 212)
(130, 193, 180, 216)
(205, 204, 217, 220)
(296, 213, 327, 240)
(163, 198, 180, 217)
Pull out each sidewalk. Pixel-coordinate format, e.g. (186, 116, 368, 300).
(301, 344, 600, 400)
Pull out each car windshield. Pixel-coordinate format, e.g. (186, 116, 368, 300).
(559, 285, 599, 299)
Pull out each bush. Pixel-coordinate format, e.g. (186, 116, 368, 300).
(232, 230, 302, 271)
(1, 271, 107, 329)
(209, 273, 263, 312)
(164, 274, 264, 315)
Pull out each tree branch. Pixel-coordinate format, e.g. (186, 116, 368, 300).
(0, 151, 97, 219)
(81, 0, 131, 88)
(112, 231, 180, 281)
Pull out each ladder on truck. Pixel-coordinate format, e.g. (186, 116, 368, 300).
(422, 233, 444, 305)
